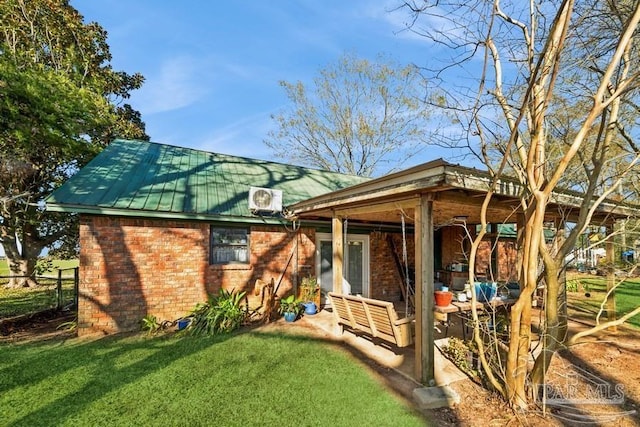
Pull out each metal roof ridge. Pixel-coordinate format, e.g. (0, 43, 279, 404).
(113, 138, 370, 179)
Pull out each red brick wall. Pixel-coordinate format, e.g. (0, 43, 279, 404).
(435, 225, 518, 282)
(369, 232, 415, 301)
(475, 239, 518, 282)
(440, 226, 467, 267)
(497, 240, 518, 282)
(77, 214, 517, 335)
(206, 225, 316, 297)
(475, 240, 489, 278)
(78, 215, 315, 335)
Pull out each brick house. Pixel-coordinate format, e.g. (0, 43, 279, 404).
(47, 139, 521, 336)
(48, 138, 638, 384)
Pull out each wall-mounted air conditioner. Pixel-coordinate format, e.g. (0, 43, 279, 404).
(248, 186, 283, 213)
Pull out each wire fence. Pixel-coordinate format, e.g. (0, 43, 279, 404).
(0, 267, 79, 319)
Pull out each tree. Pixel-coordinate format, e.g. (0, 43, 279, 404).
(265, 53, 432, 177)
(401, 0, 640, 409)
(0, 0, 148, 287)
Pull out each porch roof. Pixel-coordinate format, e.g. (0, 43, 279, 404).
(287, 159, 640, 226)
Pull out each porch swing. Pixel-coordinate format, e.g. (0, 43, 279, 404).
(327, 213, 416, 348)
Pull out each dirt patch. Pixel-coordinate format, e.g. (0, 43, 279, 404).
(2, 312, 638, 426)
(0, 309, 76, 343)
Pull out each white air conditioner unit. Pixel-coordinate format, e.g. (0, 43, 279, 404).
(248, 186, 283, 212)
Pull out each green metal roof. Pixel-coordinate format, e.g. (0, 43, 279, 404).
(477, 224, 555, 241)
(46, 139, 370, 223)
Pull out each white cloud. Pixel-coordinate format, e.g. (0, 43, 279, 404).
(132, 56, 210, 115)
(195, 111, 276, 159)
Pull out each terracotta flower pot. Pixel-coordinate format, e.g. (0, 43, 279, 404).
(434, 290, 453, 307)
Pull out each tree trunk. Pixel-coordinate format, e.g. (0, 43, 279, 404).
(1, 225, 39, 288)
(505, 197, 547, 409)
(530, 258, 568, 392)
(5, 257, 38, 288)
(505, 289, 533, 409)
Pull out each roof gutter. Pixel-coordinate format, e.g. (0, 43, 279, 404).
(45, 203, 291, 226)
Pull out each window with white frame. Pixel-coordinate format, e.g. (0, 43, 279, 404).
(210, 227, 249, 264)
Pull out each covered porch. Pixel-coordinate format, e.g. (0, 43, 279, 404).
(288, 159, 634, 385)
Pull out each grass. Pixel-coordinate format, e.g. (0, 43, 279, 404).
(566, 273, 640, 329)
(0, 283, 76, 318)
(0, 330, 427, 426)
(0, 259, 78, 276)
(0, 259, 78, 318)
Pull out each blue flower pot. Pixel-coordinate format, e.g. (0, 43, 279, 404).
(283, 312, 296, 322)
(177, 318, 191, 330)
(474, 282, 497, 302)
(303, 302, 317, 315)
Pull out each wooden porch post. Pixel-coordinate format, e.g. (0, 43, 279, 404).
(332, 216, 344, 294)
(490, 223, 498, 280)
(606, 223, 617, 332)
(415, 194, 435, 385)
(555, 218, 568, 337)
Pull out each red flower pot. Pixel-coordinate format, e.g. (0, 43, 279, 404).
(434, 291, 453, 307)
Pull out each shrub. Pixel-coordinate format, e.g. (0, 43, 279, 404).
(299, 276, 319, 302)
(278, 294, 303, 316)
(141, 315, 162, 335)
(189, 289, 248, 336)
(442, 337, 474, 374)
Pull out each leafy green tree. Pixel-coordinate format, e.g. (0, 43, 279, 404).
(265, 53, 431, 177)
(0, 0, 148, 287)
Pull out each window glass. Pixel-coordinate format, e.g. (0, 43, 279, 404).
(210, 227, 249, 264)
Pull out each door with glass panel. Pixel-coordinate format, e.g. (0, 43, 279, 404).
(316, 233, 369, 304)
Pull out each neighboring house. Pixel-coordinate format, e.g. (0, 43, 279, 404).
(46, 139, 520, 335)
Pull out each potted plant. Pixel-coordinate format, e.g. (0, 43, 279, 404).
(298, 276, 320, 315)
(434, 290, 453, 307)
(278, 294, 302, 322)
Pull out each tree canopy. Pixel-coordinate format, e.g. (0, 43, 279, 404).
(265, 53, 432, 177)
(401, 0, 640, 410)
(0, 0, 148, 286)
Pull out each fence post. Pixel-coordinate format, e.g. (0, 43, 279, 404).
(56, 269, 63, 310)
(74, 267, 79, 308)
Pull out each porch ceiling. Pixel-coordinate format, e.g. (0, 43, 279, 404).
(290, 189, 522, 226)
(288, 159, 639, 226)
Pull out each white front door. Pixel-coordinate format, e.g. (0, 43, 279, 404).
(316, 233, 370, 303)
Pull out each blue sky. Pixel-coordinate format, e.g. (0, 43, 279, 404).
(72, 0, 449, 164)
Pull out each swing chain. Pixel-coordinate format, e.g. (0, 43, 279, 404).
(401, 215, 414, 315)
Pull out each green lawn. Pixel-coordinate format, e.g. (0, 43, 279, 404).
(0, 331, 428, 427)
(0, 259, 78, 318)
(0, 283, 76, 318)
(0, 259, 78, 276)
(566, 274, 640, 329)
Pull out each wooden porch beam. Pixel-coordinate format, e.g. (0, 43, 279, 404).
(334, 198, 420, 217)
(332, 216, 344, 294)
(415, 194, 435, 385)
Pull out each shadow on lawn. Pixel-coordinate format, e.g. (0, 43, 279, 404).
(2, 332, 229, 426)
(243, 325, 444, 426)
(2, 326, 433, 426)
